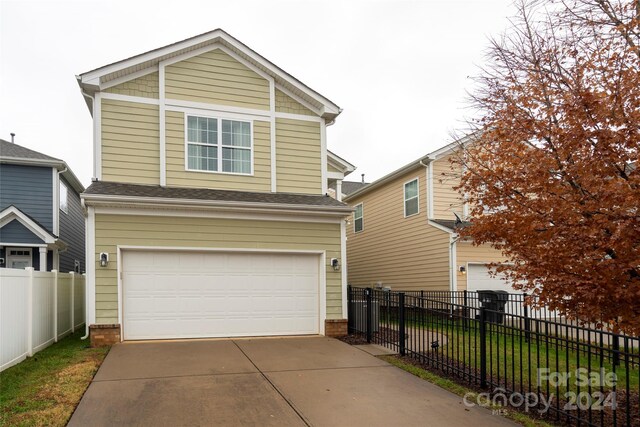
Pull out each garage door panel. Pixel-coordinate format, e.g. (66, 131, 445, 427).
(122, 250, 320, 340)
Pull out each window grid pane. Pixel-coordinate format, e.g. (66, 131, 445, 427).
(186, 115, 252, 174)
(404, 180, 418, 199)
(405, 198, 419, 216)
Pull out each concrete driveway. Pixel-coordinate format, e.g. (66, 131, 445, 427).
(69, 337, 515, 427)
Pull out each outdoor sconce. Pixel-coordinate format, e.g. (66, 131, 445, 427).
(100, 252, 109, 267)
(459, 265, 466, 274)
(330, 258, 340, 271)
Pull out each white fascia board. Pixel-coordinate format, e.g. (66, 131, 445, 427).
(327, 151, 356, 174)
(0, 206, 57, 244)
(81, 194, 354, 216)
(344, 157, 431, 202)
(99, 66, 159, 90)
(79, 29, 340, 116)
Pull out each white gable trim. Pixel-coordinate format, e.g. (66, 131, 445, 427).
(78, 29, 340, 117)
(275, 84, 322, 116)
(0, 206, 57, 244)
(100, 66, 159, 91)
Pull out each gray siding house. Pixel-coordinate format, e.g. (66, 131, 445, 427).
(0, 139, 85, 272)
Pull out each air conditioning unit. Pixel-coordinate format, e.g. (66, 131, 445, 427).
(348, 300, 380, 333)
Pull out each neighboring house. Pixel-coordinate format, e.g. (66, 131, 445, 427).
(0, 138, 85, 273)
(344, 138, 510, 293)
(76, 29, 355, 345)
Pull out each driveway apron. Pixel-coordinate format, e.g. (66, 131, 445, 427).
(69, 336, 516, 427)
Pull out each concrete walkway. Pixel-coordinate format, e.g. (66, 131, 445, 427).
(69, 337, 516, 427)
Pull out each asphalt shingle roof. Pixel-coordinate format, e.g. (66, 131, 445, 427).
(329, 180, 369, 196)
(0, 139, 62, 162)
(431, 218, 470, 231)
(84, 181, 350, 208)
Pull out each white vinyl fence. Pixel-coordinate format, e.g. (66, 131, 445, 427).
(0, 267, 86, 372)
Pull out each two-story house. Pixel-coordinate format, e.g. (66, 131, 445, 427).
(344, 137, 510, 293)
(76, 29, 355, 345)
(0, 138, 85, 273)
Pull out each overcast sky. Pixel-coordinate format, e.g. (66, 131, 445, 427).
(0, 0, 516, 187)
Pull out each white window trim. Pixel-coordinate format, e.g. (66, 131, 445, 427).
(354, 203, 364, 233)
(183, 112, 255, 176)
(403, 178, 420, 218)
(59, 181, 69, 215)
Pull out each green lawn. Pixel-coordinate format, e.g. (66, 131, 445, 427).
(374, 311, 639, 396)
(0, 332, 109, 427)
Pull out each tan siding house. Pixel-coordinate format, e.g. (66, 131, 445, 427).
(77, 29, 355, 345)
(344, 139, 508, 293)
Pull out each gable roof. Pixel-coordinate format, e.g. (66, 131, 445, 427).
(0, 139, 85, 193)
(77, 29, 341, 121)
(343, 132, 479, 202)
(329, 180, 369, 196)
(0, 138, 61, 162)
(327, 150, 356, 176)
(0, 205, 57, 244)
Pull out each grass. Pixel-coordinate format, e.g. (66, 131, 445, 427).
(377, 312, 640, 395)
(381, 355, 556, 427)
(0, 332, 109, 427)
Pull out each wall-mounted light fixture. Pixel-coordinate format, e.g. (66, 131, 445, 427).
(459, 265, 466, 274)
(100, 252, 109, 267)
(330, 258, 340, 271)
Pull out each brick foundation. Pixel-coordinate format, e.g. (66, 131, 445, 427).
(89, 324, 121, 347)
(324, 319, 348, 337)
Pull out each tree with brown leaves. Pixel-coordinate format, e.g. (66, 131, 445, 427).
(455, 0, 640, 333)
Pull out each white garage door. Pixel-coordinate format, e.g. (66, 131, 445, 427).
(467, 264, 516, 293)
(122, 250, 320, 340)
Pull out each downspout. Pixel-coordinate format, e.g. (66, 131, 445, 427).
(79, 89, 94, 340)
(80, 197, 90, 340)
(450, 234, 460, 292)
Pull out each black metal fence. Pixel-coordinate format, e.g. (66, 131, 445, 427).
(347, 286, 640, 427)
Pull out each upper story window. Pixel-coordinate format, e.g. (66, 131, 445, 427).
(354, 203, 364, 233)
(59, 182, 69, 214)
(404, 178, 419, 217)
(186, 115, 252, 175)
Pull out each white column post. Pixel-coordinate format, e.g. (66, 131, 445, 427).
(70, 272, 75, 333)
(26, 267, 34, 357)
(336, 180, 343, 202)
(39, 247, 47, 272)
(53, 270, 58, 342)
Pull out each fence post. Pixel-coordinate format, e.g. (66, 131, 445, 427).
(523, 293, 530, 343)
(420, 290, 424, 310)
(463, 290, 468, 331)
(70, 272, 75, 333)
(479, 306, 487, 388)
(53, 270, 58, 342)
(366, 287, 372, 343)
(612, 334, 620, 367)
(26, 267, 34, 357)
(399, 292, 406, 356)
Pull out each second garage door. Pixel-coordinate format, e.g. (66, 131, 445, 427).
(122, 250, 320, 340)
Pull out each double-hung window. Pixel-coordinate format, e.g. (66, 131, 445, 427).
(59, 182, 69, 214)
(354, 203, 364, 233)
(404, 178, 419, 217)
(186, 115, 252, 174)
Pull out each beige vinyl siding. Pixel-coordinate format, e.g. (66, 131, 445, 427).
(432, 154, 464, 219)
(276, 118, 322, 194)
(101, 99, 160, 184)
(275, 89, 316, 116)
(94, 214, 342, 324)
(347, 168, 451, 291)
(165, 110, 271, 191)
(456, 241, 506, 290)
(104, 72, 159, 99)
(165, 49, 269, 110)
